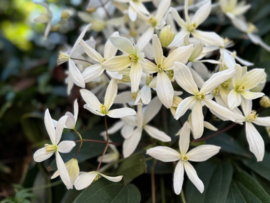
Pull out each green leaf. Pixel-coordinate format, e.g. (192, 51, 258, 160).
(74, 178, 141, 203)
(61, 189, 82, 203)
(226, 171, 270, 203)
(252, 172, 270, 196)
(185, 161, 233, 203)
(117, 154, 146, 185)
(242, 152, 270, 181)
(206, 133, 251, 158)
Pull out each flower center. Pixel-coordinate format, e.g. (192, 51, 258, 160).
(180, 154, 189, 161)
(247, 23, 257, 34)
(45, 144, 57, 153)
(132, 92, 138, 100)
(57, 52, 70, 65)
(221, 81, 230, 89)
(129, 54, 138, 62)
(187, 23, 197, 32)
(195, 92, 205, 100)
(157, 64, 163, 72)
(148, 16, 157, 27)
(236, 85, 245, 93)
(245, 110, 258, 122)
(100, 104, 108, 114)
(212, 87, 220, 96)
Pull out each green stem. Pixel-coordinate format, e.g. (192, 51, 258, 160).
(160, 176, 166, 203)
(25, 180, 62, 192)
(151, 159, 157, 203)
(38, 163, 52, 203)
(73, 129, 83, 158)
(180, 189, 186, 203)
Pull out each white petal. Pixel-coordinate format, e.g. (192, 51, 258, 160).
(248, 34, 270, 52)
(179, 122, 191, 154)
(104, 79, 118, 110)
(245, 122, 265, 161)
(171, 8, 186, 28)
(130, 62, 142, 93)
(84, 104, 104, 116)
(192, 30, 224, 47)
(97, 153, 118, 163)
(191, 0, 211, 26)
(240, 98, 252, 116)
(44, 21, 51, 39)
(55, 115, 68, 145)
(204, 98, 235, 122)
(240, 68, 265, 90)
(192, 62, 211, 81)
(240, 91, 264, 100)
(74, 172, 98, 190)
(156, 71, 174, 108)
(175, 96, 196, 119)
(103, 55, 132, 72)
(232, 64, 242, 88)
(203, 121, 217, 131)
(56, 152, 73, 189)
(163, 45, 193, 70)
(104, 32, 119, 59)
(107, 108, 136, 118)
(144, 125, 171, 142)
(234, 54, 254, 67)
(221, 49, 235, 69)
(123, 128, 142, 158)
(114, 92, 133, 104)
(57, 141, 76, 153)
(137, 27, 154, 52)
(191, 101, 204, 139)
(143, 60, 158, 74)
(146, 146, 180, 162)
(101, 120, 124, 136)
(173, 161, 184, 195)
(69, 59, 85, 88)
(82, 64, 104, 83)
(152, 34, 164, 65)
(143, 96, 162, 124)
(228, 90, 242, 110)
(73, 99, 79, 123)
(174, 62, 198, 95)
(253, 117, 270, 127)
(99, 173, 123, 182)
(187, 145, 220, 162)
(110, 36, 135, 54)
(107, 70, 123, 79)
(80, 89, 101, 111)
(121, 124, 135, 139)
(33, 147, 54, 162)
(155, 0, 171, 20)
(200, 68, 236, 94)
(80, 40, 104, 63)
(184, 161, 204, 193)
(44, 109, 56, 144)
(70, 24, 91, 55)
(128, 5, 137, 21)
(140, 85, 151, 104)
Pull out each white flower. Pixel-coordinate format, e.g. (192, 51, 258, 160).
(227, 65, 265, 110)
(146, 122, 221, 194)
(34, 2, 52, 39)
(80, 79, 136, 118)
(103, 36, 145, 92)
(123, 97, 171, 158)
(220, 0, 251, 18)
(74, 171, 123, 190)
(143, 34, 193, 108)
(33, 110, 76, 189)
(171, 0, 224, 46)
(173, 62, 236, 138)
(237, 99, 270, 161)
(80, 31, 123, 82)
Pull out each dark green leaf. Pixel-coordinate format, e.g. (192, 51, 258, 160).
(74, 178, 141, 203)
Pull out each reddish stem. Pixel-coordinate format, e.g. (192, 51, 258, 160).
(75, 139, 121, 146)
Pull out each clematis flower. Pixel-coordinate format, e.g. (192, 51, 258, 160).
(80, 79, 136, 118)
(171, 0, 224, 47)
(102, 36, 144, 93)
(147, 122, 220, 194)
(237, 99, 270, 161)
(219, 0, 250, 19)
(123, 97, 171, 158)
(227, 65, 265, 110)
(74, 171, 123, 190)
(33, 110, 76, 189)
(173, 62, 235, 138)
(80, 31, 123, 82)
(143, 34, 193, 108)
(34, 2, 52, 39)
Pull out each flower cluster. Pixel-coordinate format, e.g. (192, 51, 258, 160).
(33, 0, 270, 195)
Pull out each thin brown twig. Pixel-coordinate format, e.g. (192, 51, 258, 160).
(97, 116, 110, 171)
(151, 159, 157, 203)
(74, 139, 121, 146)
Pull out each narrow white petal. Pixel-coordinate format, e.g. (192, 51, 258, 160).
(33, 147, 54, 162)
(104, 32, 119, 59)
(187, 145, 220, 162)
(240, 91, 264, 100)
(171, 8, 186, 28)
(192, 30, 224, 47)
(123, 128, 142, 158)
(107, 108, 136, 118)
(128, 5, 137, 21)
(137, 27, 154, 52)
(221, 49, 235, 69)
(104, 79, 118, 110)
(69, 59, 85, 88)
(82, 64, 104, 83)
(84, 104, 104, 116)
(253, 117, 270, 127)
(101, 120, 124, 136)
(99, 173, 123, 182)
(203, 121, 217, 131)
(102, 55, 132, 72)
(57, 141, 76, 153)
(97, 152, 118, 163)
(174, 96, 196, 119)
(227, 90, 242, 110)
(240, 98, 252, 117)
(174, 62, 198, 95)
(73, 99, 78, 122)
(80, 89, 101, 111)
(143, 96, 162, 124)
(44, 109, 56, 144)
(114, 92, 133, 104)
(70, 24, 91, 55)
(191, 0, 211, 26)
(152, 34, 163, 65)
(240, 68, 265, 90)
(110, 36, 135, 54)
(179, 122, 191, 154)
(245, 122, 265, 161)
(174, 161, 184, 195)
(80, 40, 104, 62)
(140, 85, 151, 104)
(248, 34, 270, 52)
(130, 62, 142, 93)
(184, 161, 204, 193)
(144, 125, 171, 142)
(156, 71, 174, 108)
(74, 172, 98, 190)
(191, 101, 204, 139)
(121, 124, 135, 139)
(55, 115, 68, 145)
(232, 64, 242, 88)
(155, 0, 171, 20)
(56, 152, 73, 189)
(143, 60, 158, 74)
(146, 146, 180, 162)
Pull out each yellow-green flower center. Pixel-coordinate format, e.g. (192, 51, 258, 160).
(132, 92, 138, 100)
(157, 64, 163, 72)
(180, 154, 189, 161)
(212, 87, 220, 96)
(57, 52, 70, 65)
(247, 23, 257, 34)
(236, 85, 245, 93)
(195, 92, 205, 100)
(148, 16, 157, 27)
(45, 144, 57, 153)
(129, 54, 138, 62)
(187, 23, 197, 32)
(100, 104, 108, 114)
(245, 110, 258, 122)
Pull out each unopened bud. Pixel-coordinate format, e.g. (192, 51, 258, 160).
(260, 96, 270, 108)
(61, 10, 70, 20)
(159, 25, 175, 47)
(65, 158, 79, 184)
(170, 96, 182, 116)
(86, 7, 97, 13)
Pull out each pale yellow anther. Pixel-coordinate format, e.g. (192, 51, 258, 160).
(247, 23, 257, 34)
(45, 144, 57, 153)
(187, 23, 197, 32)
(212, 87, 220, 96)
(245, 110, 258, 122)
(180, 154, 189, 161)
(195, 92, 205, 100)
(57, 52, 70, 65)
(129, 54, 138, 62)
(132, 92, 138, 100)
(100, 104, 108, 114)
(148, 17, 157, 27)
(157, 64, 163, 72)
(222, 81, 230, 89)
(236, 85, 245, 93)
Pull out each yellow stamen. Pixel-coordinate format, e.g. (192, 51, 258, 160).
(129, 54, 138, 62)
(57, 52, 70, 65)
(195, 92, 205, 100)
(245, 110, 258, 122)
(45, 144, 57, 153)
(180, 154, 189, 161)
(236, 85, 245, 93)
(148, 17, 157, 27)
(100, 104, 108, 114)
(187, 23, 197, 32)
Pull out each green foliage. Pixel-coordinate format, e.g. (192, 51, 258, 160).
(1, 185, 35, 203)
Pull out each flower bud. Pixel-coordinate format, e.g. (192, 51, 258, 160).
(170, 96, 182, 116)
(159, 25, 175, 48)
(260, 96, 270, 108)
(61, 10, 70, 20)
(65, 158, 80, 184)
